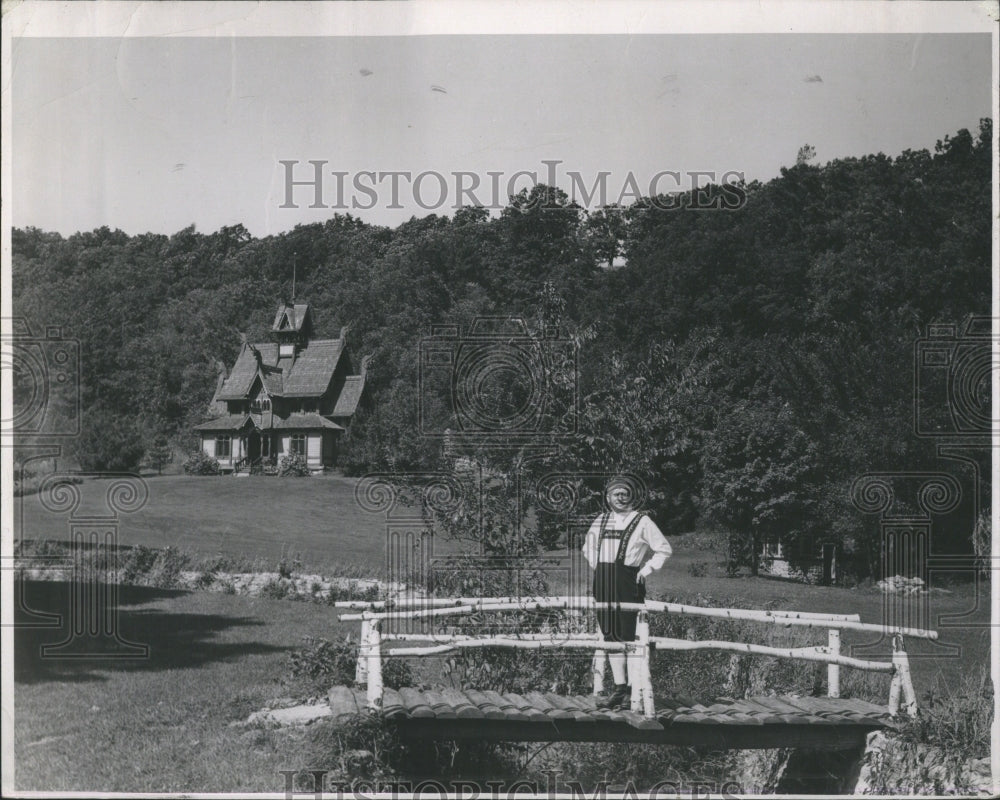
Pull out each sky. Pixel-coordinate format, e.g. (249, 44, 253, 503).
(10, 33, 994, 236)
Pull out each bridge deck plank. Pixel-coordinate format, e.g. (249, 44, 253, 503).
(739, 697, 804, 725)
(481, 690, 531, 721)
(502, 692, 551, 722)
(698, 698, 764, 725)
(422, 689, 459, 719)
(439, 688, 484, 719)
(399, 687, 437, 718)
(755, 695, 828, 725)
(381, 688, 407, 719)
(546, 693, 596, 722)
(525, 691, 576, 720)
(329, 687, 891, 748)
(778, 696, 855, 725)
(465, 689, 508, 720)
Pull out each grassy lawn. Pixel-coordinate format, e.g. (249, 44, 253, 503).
(13, 475, 991, 791)
(17, 474, 391, 573)
(14, 580, 354, 792)
(13, 573, 988, 792)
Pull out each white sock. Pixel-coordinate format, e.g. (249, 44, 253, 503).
(608, 652, 626, 685)
(626, 654, 640, 688)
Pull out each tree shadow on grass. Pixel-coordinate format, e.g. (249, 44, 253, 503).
(14, 580, 286, 684)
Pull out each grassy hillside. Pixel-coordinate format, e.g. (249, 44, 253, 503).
(17, 474, 390, 572)
(16, 474, 988, 693)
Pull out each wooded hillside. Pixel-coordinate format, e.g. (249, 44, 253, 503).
(12, 121, 991, 577)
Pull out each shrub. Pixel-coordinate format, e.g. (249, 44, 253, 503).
(325, 582, 381, 604)
(279, 454, 311, 477)
(277, 550, 304, 579)
(147, 546, 190, 588)
(289, 636, 413, 694)
(897, 666, 992, 757)
(14, 474, 83, 498)
(195, 570, 218, 589)
(119, 544, 159, 584)
(183, 450, 221, 475)
(259, 577, 294, 600)
(15, 538, 69, 564)
(301, 713, 405, 784)
(688, 561, 709, 578)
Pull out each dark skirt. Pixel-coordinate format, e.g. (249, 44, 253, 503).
(593, 562, 646, 642)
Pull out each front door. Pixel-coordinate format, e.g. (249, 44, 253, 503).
(247, 430, 261, 461)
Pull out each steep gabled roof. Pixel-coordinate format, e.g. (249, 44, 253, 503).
(272, 303, 311, 333)
(193, 414, 255, 431)
(216, 344, 279, 400)
(282, 339, 344, 396)
(332, 375, 365, 416)
(333, 354, 370, 417)
(258, 366, 284, 397)
(192, 412, 344, 432)
(215, 338, 344, 400)
(268, 412, 344, 431)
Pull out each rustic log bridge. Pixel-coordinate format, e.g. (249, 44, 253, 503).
(336, 595, 862, 623)
(345, 595, 927, 733)
(648, 634, 894, 673)
(339, 597, 938, 640)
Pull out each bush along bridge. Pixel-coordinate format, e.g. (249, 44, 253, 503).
(330, 596, 933, 754)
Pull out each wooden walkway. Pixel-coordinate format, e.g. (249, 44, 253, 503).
(328, 686, 895, 750)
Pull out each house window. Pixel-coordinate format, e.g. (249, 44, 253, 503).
(216, 435, 231, 457)
(251, 396, 271, 412)
(290, 434, 306, 456)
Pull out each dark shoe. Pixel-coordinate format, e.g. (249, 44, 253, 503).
(597, 683, 629, 709)
(610, 685, 633, 711)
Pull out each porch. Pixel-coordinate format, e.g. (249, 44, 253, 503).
(196, 417, 341, 474)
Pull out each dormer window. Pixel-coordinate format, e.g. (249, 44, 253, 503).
(251, 396, 271, 412)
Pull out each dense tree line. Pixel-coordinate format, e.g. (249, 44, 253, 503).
(12, 120, 991, 576)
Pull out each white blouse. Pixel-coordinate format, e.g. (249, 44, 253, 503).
(582, 510, 672, 577)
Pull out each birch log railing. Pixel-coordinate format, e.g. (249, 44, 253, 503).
(336, 596, 933, 719)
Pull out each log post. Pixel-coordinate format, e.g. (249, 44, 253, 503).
(889, 633, 917, 716)
(366, 620, 383, 710)
(896, 642, 917, 716)
(630, 611, 654, 716)
(356, 620, 370, 685)
(592, 649, 606, 696)
(641, 649, 655, 717)
(888, 669, 902, 716)
(827, 629, 841, 698)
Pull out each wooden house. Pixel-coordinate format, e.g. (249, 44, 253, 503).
(759, 538, 838, 585)
(194, 302, 369, 474)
